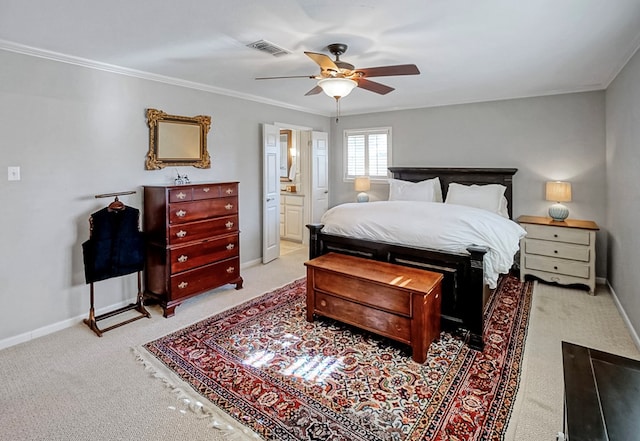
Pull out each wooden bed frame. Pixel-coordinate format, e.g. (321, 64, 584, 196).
(307, 167, 518, 351)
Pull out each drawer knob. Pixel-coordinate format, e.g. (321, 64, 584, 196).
(176, 192, 186, 200)
(554, 234, 558, 238)
(554, 266, 558, 270)
(226, 243, 235, 250)
(178, 281, 188, 289)
(320, 299, 327, 307)
(225, 203, 233, 210)
(178, 255, 188, 263)
(554, 250, 558, 254)
(176, 209, 187, 217)
(176, 230, 187, 238)
(225, 188, 234, 195)
(225, 221, 234, 229)
(203, 187, 210, 192)
(226, 266, 235, 274)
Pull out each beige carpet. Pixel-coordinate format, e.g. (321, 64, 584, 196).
(0, 247, 638, 441)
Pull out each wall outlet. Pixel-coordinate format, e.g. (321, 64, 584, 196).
(8, 166, 20, 181)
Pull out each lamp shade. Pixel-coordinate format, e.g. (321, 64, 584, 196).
(545, 181, 572, 202)
(318, 78, 358, 99)
(354, 176, 371, 192)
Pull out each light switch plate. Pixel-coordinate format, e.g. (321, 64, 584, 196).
(8, 166, 20, 181)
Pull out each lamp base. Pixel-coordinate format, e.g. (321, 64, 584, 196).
(356, 192, 369, 203)
(548, 203, 569, 221)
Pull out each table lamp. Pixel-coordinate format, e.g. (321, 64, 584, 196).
(354, 177, 371, 202)
(546, 181, 572, 221)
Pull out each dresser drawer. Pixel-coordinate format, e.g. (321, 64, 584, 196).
(168, 215, 238, 245)
(170, 257, 240, 300)
(192, 184, 221, 200)
(313, 269, 411, 316)
(170, 233, 239, 273)
(169, 196, 238, 223)
(524, 238, 590, 262)
(169, 188, 193, 203)
(524, 255, 590, 279)
(314, 291, 411, 343)
(524, 224, 590, 245)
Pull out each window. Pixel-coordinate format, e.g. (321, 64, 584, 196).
(344, 127, 392, 181)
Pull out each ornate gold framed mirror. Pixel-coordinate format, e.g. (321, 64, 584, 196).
(145, 108, 211, 169)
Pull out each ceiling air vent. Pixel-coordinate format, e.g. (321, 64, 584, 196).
(246, 40, 291, 57)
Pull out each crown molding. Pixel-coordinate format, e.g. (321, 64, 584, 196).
(0, 39, 329, 117)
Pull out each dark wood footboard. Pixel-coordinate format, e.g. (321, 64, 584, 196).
(307, 224, 488, 351)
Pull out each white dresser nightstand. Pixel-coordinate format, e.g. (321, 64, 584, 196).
(518, 215, 599, 295)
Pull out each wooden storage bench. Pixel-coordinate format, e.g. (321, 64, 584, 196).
(304, 252, 443, 363)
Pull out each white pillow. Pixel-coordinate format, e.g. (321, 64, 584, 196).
(388, 178, 443, 202)
(445, 183, 507, 215)
(498, 196, 509, 218)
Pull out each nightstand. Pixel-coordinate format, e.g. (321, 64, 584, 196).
(517, 215, 599, 295)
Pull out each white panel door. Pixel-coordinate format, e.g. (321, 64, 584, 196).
(311, 131, 329, 223)
(262, 124, 280, 263)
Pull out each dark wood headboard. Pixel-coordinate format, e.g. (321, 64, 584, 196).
(388, 167, 518, 218)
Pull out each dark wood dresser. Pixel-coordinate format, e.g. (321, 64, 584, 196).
(143, 182, 243, 317)
(562, 341, 640, 440)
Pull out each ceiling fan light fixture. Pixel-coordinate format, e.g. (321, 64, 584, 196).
(318, 78, 357, 99)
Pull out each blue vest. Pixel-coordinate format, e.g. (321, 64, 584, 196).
(82, 206, 144, 283)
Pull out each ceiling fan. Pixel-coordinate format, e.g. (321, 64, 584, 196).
(256, 43, 420, 99)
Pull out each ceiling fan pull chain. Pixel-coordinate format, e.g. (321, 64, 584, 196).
(335, 97, 340, 124)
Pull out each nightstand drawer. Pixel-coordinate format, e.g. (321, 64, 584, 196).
(524, 255, 590, 279)
(524, 224, 590, 245)
(524, 239, 590, 262)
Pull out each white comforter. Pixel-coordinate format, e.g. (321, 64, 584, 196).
(320, 201, 526, 289)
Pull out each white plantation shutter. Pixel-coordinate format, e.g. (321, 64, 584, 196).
(344, 128, 391, 180)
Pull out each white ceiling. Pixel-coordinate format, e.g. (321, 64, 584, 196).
(2, 0, 640, 116)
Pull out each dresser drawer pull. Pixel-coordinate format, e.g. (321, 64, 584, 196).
(203, 187, 210, 192)
(178, 255, 188, 263)
(554, 234, 558, 238)
(551, 276, 560, 282)
(320, 299, 327, 307)
(554, 250, 558, 254)
(176, 209, 187, 217)
(225, 221, 234, 229)
(178, 281, 188, 289)
(225, 203, 233, 210)
(226, 266, 235, 274)
(176, 230, 187, 238)
(226, 243, 235, 250)
(225, 188, 234, 195)
(554, 266, 558, 270)
(176, 192, 187, 200)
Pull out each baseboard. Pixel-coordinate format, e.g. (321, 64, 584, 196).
(0, 298, 137, 351)
(0, 258, 267, 351)
(607, 280, 640, 351)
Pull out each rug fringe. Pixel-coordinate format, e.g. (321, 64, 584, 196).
(132, 346, 262, 440)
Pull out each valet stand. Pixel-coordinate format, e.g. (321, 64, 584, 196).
(84, 191, 151, 337)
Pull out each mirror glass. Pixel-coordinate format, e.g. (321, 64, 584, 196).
(280, 130, 292, 181)
(145, 108, 211, 169)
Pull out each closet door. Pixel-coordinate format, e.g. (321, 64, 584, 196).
(262, 123, 281, 263)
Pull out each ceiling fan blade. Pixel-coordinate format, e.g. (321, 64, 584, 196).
(357, 78, 395, 95)
(255, 75, 316, 80)
(304, 52, 339, 72)
(304, 85, 323, 96)
(355, 64, 420, 78)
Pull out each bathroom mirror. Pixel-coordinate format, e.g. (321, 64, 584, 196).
(145, 108, 211, 169)
(280, 129, 292, 181)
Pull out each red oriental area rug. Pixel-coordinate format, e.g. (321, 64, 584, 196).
(140, 275, 532, 440)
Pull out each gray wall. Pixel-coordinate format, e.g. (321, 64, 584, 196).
(606, 47, 640, 338)
(329, 92, 608, 277)
(0, 50, 328, 344)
